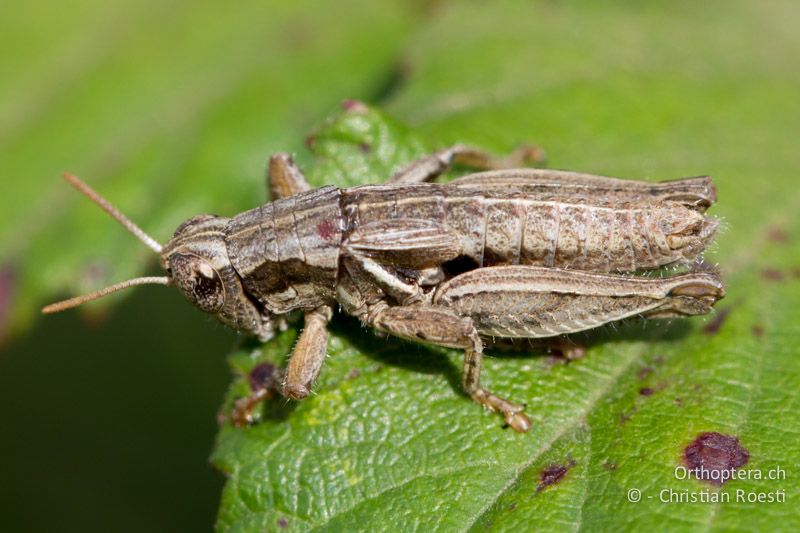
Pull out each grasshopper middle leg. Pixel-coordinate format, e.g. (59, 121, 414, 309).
(371, 304, 532, 432)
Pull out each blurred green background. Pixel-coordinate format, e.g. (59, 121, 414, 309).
(2, 0, 799, 531)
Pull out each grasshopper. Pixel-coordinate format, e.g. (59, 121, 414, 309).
(44, 144, 724, 432)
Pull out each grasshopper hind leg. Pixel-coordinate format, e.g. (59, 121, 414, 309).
(371, 305, 532, 432)
(387, 144, 545, 184)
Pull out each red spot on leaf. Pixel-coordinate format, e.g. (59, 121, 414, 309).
(683, 432, 749, 486)
(248, 362, 278, 392)
(537, 459, 576, 492)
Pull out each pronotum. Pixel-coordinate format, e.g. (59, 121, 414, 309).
(44, 143, 724, 432)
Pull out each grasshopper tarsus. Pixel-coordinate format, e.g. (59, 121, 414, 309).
(231, 388, 273, 428)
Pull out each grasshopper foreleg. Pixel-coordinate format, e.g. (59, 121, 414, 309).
(371, 305, 532, 432)
(282, 305, 331, 399)
(388, 144, 545, 184)
(231, 306, 331, 426)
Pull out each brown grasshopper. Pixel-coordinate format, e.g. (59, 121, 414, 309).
(44, 144, 724, 432)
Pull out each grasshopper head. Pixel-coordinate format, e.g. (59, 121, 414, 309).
(162, 215, 276, 341)
(43, 174, 276, 341)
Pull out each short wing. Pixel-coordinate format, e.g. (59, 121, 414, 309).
(344, 218, 462, 269)
(451, 169, 716, 210)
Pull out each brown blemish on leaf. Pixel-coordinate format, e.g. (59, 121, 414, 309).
(305, 134, 317, 149)
(703, 307, 731, 335)
(358, 142, 372, 154)
(277, 517, 289, 529)
(674, 397, 684, 407)
(792, 267, 800, 279)
(248, 362, 278, 392)
(346, 368, 361, 380)
(683, 432, 750, 486)
(766, 226, 790, 243)
(507, 502, 517, 511)
(537, 459, 576, 492)
(761, 268, 785, 282)
(639, 387, 654, 396)
(602, 461, 617, 471)
(638, 367, 654, 380)
(751, 324, 765, 338)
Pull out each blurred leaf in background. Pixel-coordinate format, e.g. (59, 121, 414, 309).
(2, 0, 800, 532)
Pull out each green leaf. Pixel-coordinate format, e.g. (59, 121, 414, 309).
(4, 1, 798, 531)
(211, 2, 800, 532)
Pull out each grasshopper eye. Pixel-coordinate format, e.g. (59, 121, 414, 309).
(169, 253, 225, 313)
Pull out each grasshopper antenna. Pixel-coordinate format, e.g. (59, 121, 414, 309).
(42, 277, 172, 314)
(62, 172, 163, 253)
(42, 174, 170, 314)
